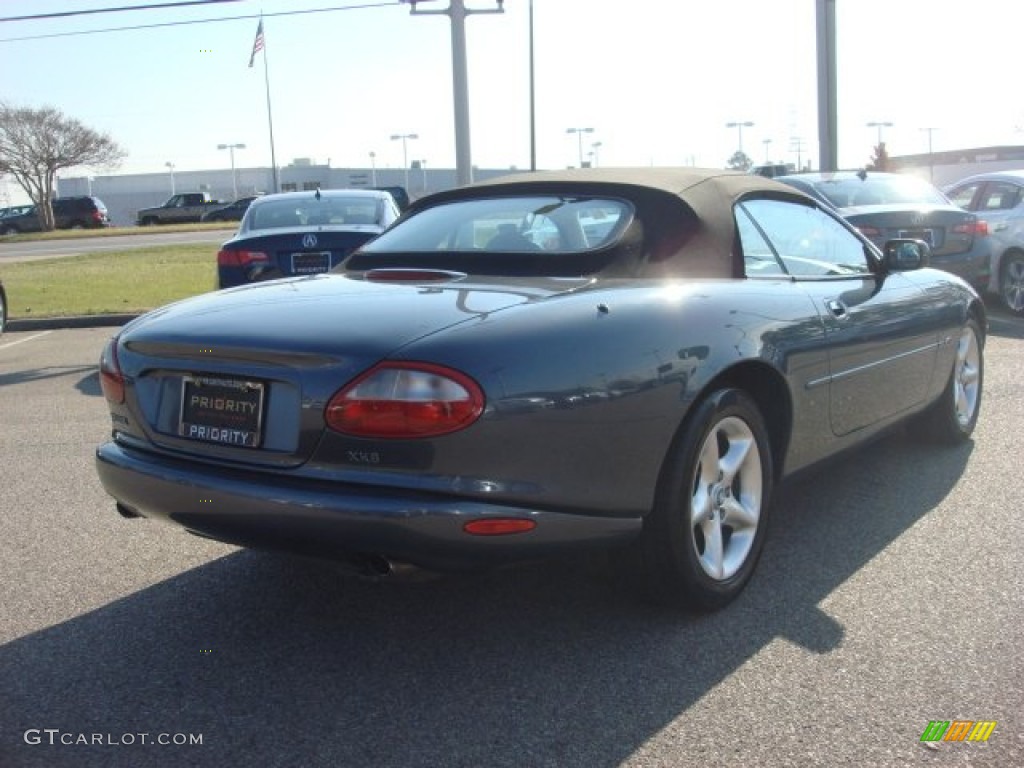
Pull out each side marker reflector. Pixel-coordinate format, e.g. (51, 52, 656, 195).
(463, 519, 537, 536)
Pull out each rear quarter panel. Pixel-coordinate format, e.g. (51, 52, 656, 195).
(310, 278, 831, 518)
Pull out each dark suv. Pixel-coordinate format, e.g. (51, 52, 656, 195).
(0, 196, 110, 234)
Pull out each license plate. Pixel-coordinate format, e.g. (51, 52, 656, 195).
(292, 251, 331, 274)
(179, 376, 264, 448)
(898, 229, 934, 246)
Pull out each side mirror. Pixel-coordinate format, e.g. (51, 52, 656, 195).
(883, 238, 930, 271)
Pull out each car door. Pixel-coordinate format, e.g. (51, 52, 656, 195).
(972, 180, 1024, 247)
(739, 197, 939, 436)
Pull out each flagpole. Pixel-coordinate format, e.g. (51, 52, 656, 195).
(261, 20, 279, 193)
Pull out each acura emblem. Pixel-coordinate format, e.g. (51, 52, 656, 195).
(302, 233, 318, 248)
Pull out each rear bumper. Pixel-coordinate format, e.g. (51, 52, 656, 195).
(930, 244, 991, 291)
(95, 441, 641, 570)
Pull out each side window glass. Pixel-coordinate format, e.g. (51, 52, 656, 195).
(947, 183, 979, 210)
(741, 198, 870, 277)
(735, 205, 785, 276)
(979, 182, 1021, 212)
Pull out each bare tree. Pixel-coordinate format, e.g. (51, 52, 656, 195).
(0, 104, 125, 231)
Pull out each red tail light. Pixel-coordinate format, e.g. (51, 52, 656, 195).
(953, 220, 989, 237)
(91, 211, 103, 223)
(325, 363, 484, 438)
(99, 337, 125, 404)
(217, 249, 269, 267)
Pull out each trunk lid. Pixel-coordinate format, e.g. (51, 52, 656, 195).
(115, 274, 588, 467)
(842, 204, 981, 256)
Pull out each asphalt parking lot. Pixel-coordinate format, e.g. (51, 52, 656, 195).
(0, 317, 1021, 768)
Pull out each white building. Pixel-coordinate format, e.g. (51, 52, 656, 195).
(57, 159, 517, 226)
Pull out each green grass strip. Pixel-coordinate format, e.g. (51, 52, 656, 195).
(2, 243, 217, 318)
(0, 222, 236, 243)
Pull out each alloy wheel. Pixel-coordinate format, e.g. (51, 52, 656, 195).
(1002, 256, 1024, 314)
(688, 415, 763, 581)
(953, 325, 981, 428)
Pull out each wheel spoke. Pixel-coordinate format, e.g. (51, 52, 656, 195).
(961, 363, 979, 387)
(718, 437, 754, 485)
(720, 496, 758, 531)
(697, 432, 720, 484)
(702, 518, 725, 580)
(691, 483, 712, 527)
(955, 382, 969, 420)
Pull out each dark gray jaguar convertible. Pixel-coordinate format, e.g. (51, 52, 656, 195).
(95, 168, 985, 611)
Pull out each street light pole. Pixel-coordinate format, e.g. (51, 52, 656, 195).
(217, 143, 246, 200)
(920, 126, 937, 181)
(867, 121, 893, 146)
(369, 152, 377, 186)
(790, 137, 806, 172)
(566, 127, 594, 167)
(405, 0, 504, 187)
(164, 162, 176, 195)
(528, 0, 536, 171)
(725, 121, 754, 155)
(591, 141, 603, 168)
(390, 133, 419, 190)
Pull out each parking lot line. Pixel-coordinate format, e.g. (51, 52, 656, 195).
(0, 330, 53, 350)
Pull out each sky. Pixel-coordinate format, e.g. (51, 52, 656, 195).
(1, 0, 1022, 203)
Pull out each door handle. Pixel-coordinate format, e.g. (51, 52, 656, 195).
(826, 299, 847, 318)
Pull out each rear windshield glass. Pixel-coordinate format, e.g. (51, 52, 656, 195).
(811, 176, 948, 208)
(247, 198, 381, 230)
(360, 196, 633, 255)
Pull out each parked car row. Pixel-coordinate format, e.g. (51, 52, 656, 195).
(775, 171, 991, 293)
(0, 196, 110, 234)
(771, 169, 1024, 316)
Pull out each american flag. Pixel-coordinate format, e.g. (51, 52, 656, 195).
(248, 19, 264, 68)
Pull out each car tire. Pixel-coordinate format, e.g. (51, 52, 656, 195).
(633, 388, 773, 611)
(0, 286, 7, 334)
(1, 225, 18, 236)
(140, 217, 157, 226)
(999, 250, 1024, 316)
(911, 317, 984, 444)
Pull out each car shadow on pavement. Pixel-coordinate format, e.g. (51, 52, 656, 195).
(0, 365, 97, 391)
(0, 431, 973, 768)
(986, 308, 1024, 340)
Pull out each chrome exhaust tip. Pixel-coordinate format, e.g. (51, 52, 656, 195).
(350, 554, 431, 582)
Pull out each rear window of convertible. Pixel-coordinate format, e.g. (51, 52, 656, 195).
(358, 196, 633, 255)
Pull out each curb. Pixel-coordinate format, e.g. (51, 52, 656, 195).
(6, 314, 140, 332)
